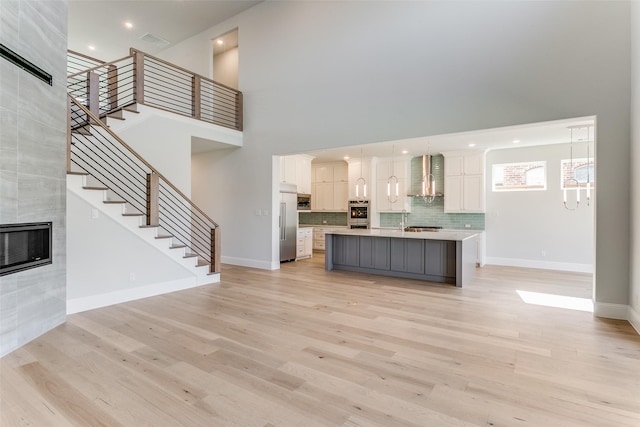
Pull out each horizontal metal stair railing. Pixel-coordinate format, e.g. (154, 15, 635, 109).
(67, 96, 221, 273)
(67, 48, 243, 131)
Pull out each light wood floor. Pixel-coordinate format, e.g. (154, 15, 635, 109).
(2, 255, 639, 426)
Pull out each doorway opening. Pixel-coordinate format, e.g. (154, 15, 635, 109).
(212, 28, 238, 89)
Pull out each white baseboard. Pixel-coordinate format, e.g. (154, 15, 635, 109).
(221, 256, 277, 270)
(629, 305, 640, 335)
(485, 257, 593, 273)
(593, 302, 629, 320)
(67, 277, 219, 314)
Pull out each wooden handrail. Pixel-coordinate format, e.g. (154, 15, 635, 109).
(67, 54, 134, 79)
(129, 48, 241, 94)
(68, 96, 219, 228)
(68, 49, 106, 65)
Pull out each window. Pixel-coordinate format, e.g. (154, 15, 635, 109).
(561, 158, 595, 189)
(492, 161, 547, 192)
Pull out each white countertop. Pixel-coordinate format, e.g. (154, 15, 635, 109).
(325, 228, 478, 242)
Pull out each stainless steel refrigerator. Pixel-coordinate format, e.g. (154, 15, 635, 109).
(279, 183, 298, 262)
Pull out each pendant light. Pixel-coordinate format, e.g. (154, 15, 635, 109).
(563, 126, 580, 210)
(387, 145, 399, 203)
(355, 148, 367, 202)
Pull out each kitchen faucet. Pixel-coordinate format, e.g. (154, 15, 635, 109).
(400, 209, 408, 230)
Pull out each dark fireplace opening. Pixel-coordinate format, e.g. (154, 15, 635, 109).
(0, 222, 52, 276)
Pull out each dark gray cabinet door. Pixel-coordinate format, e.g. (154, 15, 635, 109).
(334, 235, 359, 266)
(359, 236, 390, 270)
(424, 241, 457, 277)
(390, 239, 424, 274)
(425, 240, 445, 276)
(443, 241, 456, 278)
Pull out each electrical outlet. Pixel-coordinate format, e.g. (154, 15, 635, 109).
(255, 209, 262, 216)
(262, 209, 269, 216)
(541, 250, 546, 257)
(465, 224, 471, 228)
(91, 208, 99, 219)
(129, 272, 136, 281)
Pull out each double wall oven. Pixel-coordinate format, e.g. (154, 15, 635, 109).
(348, 200, 370, 229)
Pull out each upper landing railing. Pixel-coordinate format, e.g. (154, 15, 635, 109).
(67, 48, 243, 131)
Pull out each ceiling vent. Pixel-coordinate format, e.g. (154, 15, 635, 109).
(139, 33, 171, 48)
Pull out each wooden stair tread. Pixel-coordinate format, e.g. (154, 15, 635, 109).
(155, 235, 173, 239)
(183, 253, 198, 259)
(67, 171, 89, 176)
(139, 225, 158, 228)
(103, 200, 127, 204)
(82, 186, 109, 190)
(122, 213, 144, 217)
(196, 260, 209, 267)
(170, 244, 187, 249)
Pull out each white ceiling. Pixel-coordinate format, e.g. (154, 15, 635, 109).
(305, 116, 596, 163)
(68, 0, 260, 61)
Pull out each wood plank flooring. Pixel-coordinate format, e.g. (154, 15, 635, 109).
(2, 255, 639, 426)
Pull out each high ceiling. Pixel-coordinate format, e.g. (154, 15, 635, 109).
(67, 1, 595, 161)
(68, 0, 260, 61)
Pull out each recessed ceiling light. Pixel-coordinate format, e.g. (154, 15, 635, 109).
(513, 139, 520, 144)
(468, 143, 476, 147)
(124, 22, 133, 29)
(401, 150, 408, 154)
(88, 45, 96, 51)
(216, 39, 224, 45)
(343, 156, 349, 160)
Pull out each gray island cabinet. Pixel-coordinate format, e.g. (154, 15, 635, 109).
(325, 229, 478, 287)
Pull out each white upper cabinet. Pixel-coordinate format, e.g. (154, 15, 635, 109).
(375, 156, 411, 213)
(312, 161, 348, 211)
(347, 159, 372, 200)
(442, 151, 485, 213)
(280, 154, 313, 194)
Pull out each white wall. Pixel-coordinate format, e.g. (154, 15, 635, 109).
(158, 1, 631, 312)
(66, 191, 196, 312)
(213, 47, 238, 89)
(486, 144, 594, 272)
(630, 0, 640, 331)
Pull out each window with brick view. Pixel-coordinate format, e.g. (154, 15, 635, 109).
(561, 158, 595, 189)
(492, 161, 547, 192)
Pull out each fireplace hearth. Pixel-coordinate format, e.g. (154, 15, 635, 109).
(0, 222, 52, 276)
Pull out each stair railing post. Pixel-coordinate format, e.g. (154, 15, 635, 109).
(192, 75, 201, 120)
(107, 64, 118, 112)
(87, 71, 100, 119)
(146, 172, 159, 226)
(235, 91, 243, 131)
(132, 49, 145, 104)
(211, 227, 221, 273)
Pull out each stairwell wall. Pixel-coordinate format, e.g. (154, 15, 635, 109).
(0, 0, 68, 356)
(159, 2, 632, 313)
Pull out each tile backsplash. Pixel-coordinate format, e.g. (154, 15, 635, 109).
(299, 211, 348, 226)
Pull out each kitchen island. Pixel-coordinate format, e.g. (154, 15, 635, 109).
(325, 229, 478, 287)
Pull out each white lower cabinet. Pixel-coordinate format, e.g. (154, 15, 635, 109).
(312, 226, 347, 251)
(297, 228, 313, 260)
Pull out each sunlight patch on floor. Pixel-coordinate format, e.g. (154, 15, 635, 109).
(516, 290, 593, 312)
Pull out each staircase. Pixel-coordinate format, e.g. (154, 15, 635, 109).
(65, 50, 241, 311)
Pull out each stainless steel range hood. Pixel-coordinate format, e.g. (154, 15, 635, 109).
(419, 154, 437, 198)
